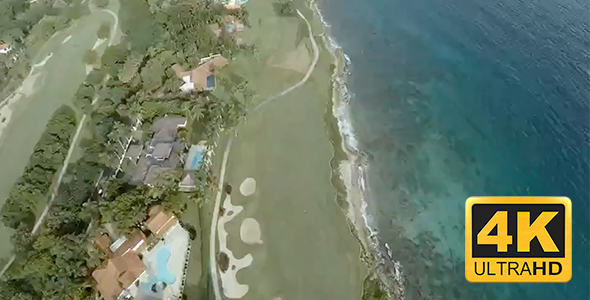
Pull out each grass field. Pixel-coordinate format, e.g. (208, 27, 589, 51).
(0, 0, 121, 261)
(182, 0, 367, 299)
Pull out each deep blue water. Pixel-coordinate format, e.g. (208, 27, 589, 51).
(318, 0, 589, 298)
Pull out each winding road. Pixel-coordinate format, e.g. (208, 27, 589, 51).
(208, 8, 319, 300)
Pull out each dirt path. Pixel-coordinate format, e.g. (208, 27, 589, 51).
(209, 8, 319, 300)
(252, 9, 319, 111)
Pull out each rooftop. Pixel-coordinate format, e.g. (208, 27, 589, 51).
(146, 205, 179, 238)
(92, 208, 189, 300)
(172, 55, 228, 92)
(151, 143, 174, 160)
(130, 156, 150, 185)
(112, 230, 148, 257)
(92, 252, 146, 300)
(129, 116, 186, 186)
(126, 145, 143, 162)
(179, 172, 198, 192)
(94, 234, 112, 253)
(151, 116, 187, 143)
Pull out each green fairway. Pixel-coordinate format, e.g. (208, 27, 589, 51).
(0, 1, 121, 260)
(201, 0, 368, 299)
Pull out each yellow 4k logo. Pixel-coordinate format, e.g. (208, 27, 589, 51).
(465, 197, 571, 283)
(478, 211, 559, 253)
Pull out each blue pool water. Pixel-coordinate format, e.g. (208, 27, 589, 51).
(206, 75, 216, 89)
(143, 246, 176, 292)
(190, 151, 204, 170)
(318, 0, 589, 298)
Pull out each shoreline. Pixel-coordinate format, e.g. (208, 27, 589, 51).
(309, 1, 406, 298)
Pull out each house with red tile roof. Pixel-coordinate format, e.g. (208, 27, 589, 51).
(172, 55, 229, 93)
(146, 205, 179, 238)
(92, 230, 148, 300)
(0, 43, 12, 54)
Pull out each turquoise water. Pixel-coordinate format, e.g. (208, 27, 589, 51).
(144, 245, 176, 292)
(318, 0, 589, 298)
(206, 75, 216, 89)
(190, 150, 204, 169)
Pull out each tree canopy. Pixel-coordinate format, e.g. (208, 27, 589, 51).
(1, 106, 77, 231)
(0, 0, 255, 298)
(97, 22, 111, 39)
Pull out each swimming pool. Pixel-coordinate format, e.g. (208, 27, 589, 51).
(143, 245, 176, 292)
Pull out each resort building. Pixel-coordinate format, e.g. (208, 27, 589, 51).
(127, 116, 187, 186)
(93, 252, 146, 300)
(92, 230, 148, 300)
(91, 207, 191, 300)
(172, 55, 229, 93)
(146, 205, 179, 239)
(0, 43, 11, 54)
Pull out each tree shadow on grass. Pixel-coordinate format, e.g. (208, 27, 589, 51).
(183, 284, 209, 300)
(272, 0, 296, 17)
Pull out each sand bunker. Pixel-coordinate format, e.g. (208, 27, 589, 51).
(240, 218, 262, 245)
(239, 178, 256, 196)
(218, 194, 253, 298)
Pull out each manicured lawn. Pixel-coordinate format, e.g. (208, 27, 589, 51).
(0, 0, 122, 261)
(194, 0, 367, 299)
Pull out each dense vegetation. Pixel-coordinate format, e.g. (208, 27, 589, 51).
(0, 0, 89, 95)
(362, 276, 390, 300)
(0, 0, 252, 298)
(273, 0, 295, 15)
(0, 105, 77, 232)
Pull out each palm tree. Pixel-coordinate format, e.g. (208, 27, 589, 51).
(107, 121, 131, 149)
(191, 102, 205, 122)
(98, 152, 118, 170)
(148, 169, 181, 199)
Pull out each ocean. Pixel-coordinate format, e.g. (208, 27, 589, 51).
(316, 0, 590, 298)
